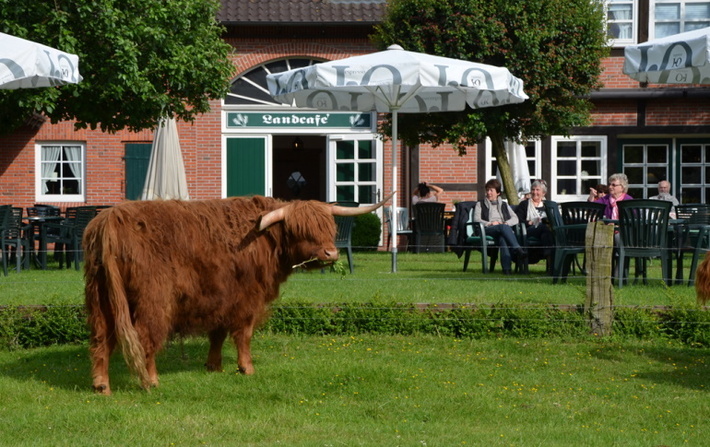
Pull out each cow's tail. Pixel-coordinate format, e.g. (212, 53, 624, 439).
(99, 214, 152, 389)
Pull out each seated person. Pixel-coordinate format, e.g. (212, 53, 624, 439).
(649, 180, 679, 217)
(412, 182, 443, 205)
(588, 173, 633, 220)
(473, 179, 527, 275)
(515, 179, 554, 273)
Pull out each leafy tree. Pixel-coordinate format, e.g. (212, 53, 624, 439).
(0, 0, 234, 134)
(372, 0, 609, 203)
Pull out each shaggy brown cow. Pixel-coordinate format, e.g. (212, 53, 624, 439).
(696, 251, 710, 305)
(84, 195, 390, 394)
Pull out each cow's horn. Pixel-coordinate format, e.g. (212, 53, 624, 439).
(259, 206, 288, 231)
(331, 192, 395, 216)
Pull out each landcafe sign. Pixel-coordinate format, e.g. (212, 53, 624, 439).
(226, 111, 372, 129)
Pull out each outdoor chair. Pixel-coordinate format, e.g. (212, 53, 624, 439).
(384, 206, 413, 250)
(412, 202, 446, 253)
(2, 207, 31, 274)
(674, 203, 710, 285)
(544, 201, 591, 284)
(331, 201, 359, 274)
(616, 199, 672, 288)
(0, 205, 12, 276)
(559, 201, 606, 273)
(44, 206, 98, 270)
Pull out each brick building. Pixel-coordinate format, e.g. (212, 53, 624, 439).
(2, 0, 710, 244)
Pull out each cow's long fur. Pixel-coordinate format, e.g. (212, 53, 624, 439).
(84, 196, 338, 394)
(696, 251, 710, 305)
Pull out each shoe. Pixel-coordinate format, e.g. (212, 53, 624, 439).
(503, 269, 512, 275)
(515, 247, 528, 260)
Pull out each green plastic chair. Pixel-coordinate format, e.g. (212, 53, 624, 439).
(544, 201, 590, 284)
(616, 199, 672, 288)
(412, 202, 446, 253)
(674, 203, 710, 286)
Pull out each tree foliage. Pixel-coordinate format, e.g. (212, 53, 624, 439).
(372, 0, 609, 202)
(0, 0, 234, 134)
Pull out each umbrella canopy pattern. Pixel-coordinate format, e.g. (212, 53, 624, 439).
(0, 32, 82, 89)
(266, 45, 528, 272)
(623, 26, 710, 84)
(141, 117, 190, 201)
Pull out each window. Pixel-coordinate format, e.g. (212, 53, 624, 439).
(550, 136, 607, 202)
(329, 136, 381, 204)
(652, 0, 710, 38)
(607, 0, 637, 45)
(36, 143, 85, 202)
(225, 58, 323, 107)
(485, 139, 542, 197)
(621, 142, 671, 198)
(678, 142, 710, 203)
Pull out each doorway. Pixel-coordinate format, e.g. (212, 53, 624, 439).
(272, 135, 326, 201)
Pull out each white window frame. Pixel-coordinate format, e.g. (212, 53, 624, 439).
(484, 138, 542, 187)
(550, 136, 608, 202)
(35, 142, 86, 203)
(606, 0, 638, 46)
(651, 0, 710, 39)
(327, 134, 383, 206)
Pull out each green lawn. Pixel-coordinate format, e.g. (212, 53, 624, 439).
(0, 251, 699, 308)
(1, 335, 708, 446)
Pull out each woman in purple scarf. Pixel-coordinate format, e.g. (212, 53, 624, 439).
(588, 173, 633, 219)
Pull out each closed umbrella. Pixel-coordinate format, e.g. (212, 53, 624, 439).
(0, 32, 82, 89)
(266, 44, 528, 272)
(623, 26, 710, 84)
(141, 117, 190, 201)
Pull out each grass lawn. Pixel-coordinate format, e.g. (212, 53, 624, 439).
(0, 251, 699, 308)
(0, 249, 706, 446)
(1, 334, 708, 446)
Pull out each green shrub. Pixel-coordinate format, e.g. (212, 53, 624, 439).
(1, 303, 709, 349)
(351, 212, 382, 250)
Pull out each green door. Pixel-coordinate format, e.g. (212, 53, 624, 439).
(226, 137, 267, 197)
(124, 143, 152, 200)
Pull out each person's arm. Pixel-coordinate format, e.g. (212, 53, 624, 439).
(428, 184, 443, 194)
(588, 187, 598, 202)
(473, 202, 486, 224)
(504, 204, 519, 226)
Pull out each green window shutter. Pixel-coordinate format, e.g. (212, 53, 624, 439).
(124, 143, 152, 200)
(226, 137, 266, 197)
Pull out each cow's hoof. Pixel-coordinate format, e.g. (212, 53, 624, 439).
(93, 384, 111, 395)
(238, 365, 255, 375)
(205, 363, 222, 372)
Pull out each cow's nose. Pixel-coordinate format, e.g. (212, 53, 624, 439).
(323, 248, 339, 261)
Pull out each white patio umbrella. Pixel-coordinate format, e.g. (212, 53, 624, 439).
(497, 140, 531, 199)
(266, 44, 528, 272)
(141, 117, 190, 201)
(623, 26, 710, 84)
(0, 32, 82, 89)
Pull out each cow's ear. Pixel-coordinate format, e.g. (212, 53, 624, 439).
(259, 206, 287, 231)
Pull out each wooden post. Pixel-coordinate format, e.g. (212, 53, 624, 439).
(585, 221, 615, 336)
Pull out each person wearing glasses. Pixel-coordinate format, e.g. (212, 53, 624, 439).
(649, 180, 679, 217)
(515, 179, 554, 273)
(474, 179, 527, 275)
(588, 173, 633, 220)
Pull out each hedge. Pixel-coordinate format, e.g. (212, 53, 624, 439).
(1, 303, 709, 350)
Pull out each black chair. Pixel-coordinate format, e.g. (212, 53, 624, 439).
(0, 205, 12, 276)
(44, 206, 98, 270)
(332, 201, 358, 273)
(544, 201, 590, 284)
(412, 202, 446, 253)
(2, 207, 32, 273)
(616, 200, 672, 288)
(334, 215, 355, 273)
(674, 204, 710, 286)
(559, 201, 606, 274)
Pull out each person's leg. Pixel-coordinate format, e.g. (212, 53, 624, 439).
(486, 225, 514, 273)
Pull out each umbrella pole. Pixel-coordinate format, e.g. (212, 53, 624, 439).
(391, 109, 399, 273)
